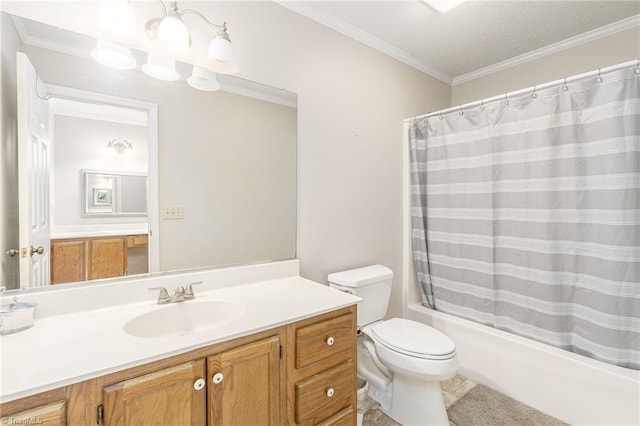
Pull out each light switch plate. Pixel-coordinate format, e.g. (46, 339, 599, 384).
(161, 206, 184, 219)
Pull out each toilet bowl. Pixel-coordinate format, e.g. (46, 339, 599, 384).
(328, 265, 458, 426)
(362, 318, 458, 426)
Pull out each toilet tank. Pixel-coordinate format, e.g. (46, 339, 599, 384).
(328, 265, 393, 326)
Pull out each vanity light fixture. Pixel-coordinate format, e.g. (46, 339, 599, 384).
(106, 139, 134, 155)
(145, 1, 239, 75)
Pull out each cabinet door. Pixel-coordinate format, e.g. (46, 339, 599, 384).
(0, 400, 66, 425)
(90, 237, 127, 279)
(103, 360, 206, 426)
(51, 240, 87, 284)
(208, 336, 280, 426)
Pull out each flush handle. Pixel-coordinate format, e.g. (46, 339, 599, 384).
(326, 388, 335, 398)
(326, 336, 335, 346)
(193, 378, 206, 391)
(212, 372, 224, 384)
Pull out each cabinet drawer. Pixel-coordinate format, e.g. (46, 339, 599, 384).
(296, 313, 354, 369)
(295, 361, 355, 424)
(127, 234, 148, 248)
(316, 406, 355, 426)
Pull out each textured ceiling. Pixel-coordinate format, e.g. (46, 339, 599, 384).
(291, 1, 640, 80)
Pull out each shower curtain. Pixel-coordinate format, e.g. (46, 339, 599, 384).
(409, 66, 639, 369)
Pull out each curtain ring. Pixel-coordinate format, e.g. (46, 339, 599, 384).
(480, 99, 485, 111)
(562, 77, 569, 92)
(531, 85, 537, 99)
(438, 114, 444, 121)
(458, 107, 464, 116)
(635, 58, 640, 75)
(596, 68, 603, 84)
(503, 94, 509, 105)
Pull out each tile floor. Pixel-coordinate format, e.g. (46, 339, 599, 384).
(361, 375, 477, 426)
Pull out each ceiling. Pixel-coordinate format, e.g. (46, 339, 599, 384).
(277, 1, 640, 84)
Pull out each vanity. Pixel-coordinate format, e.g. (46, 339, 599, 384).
(0, 261, 360, 425)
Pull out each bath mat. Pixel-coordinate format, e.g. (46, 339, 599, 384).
(447, 384, 567, 426)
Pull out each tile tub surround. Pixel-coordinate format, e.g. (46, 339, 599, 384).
(0, 260, 361, 402)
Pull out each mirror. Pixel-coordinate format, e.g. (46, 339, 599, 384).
(0, 11, 297, 292)
(83, 171, 147, 216)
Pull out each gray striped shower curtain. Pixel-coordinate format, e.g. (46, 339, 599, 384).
(409, 66, 639, 369)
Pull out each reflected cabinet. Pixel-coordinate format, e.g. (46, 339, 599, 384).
(51, 235, 148, 284)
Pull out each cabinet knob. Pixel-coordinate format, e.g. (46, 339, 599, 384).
(326, 388, 335, 398)
(326, 336, 335, 346)
(212, 372, 224, 384)
(193, 378, 206, 390)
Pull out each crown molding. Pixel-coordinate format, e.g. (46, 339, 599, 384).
(274, 1, 453, 84)
(452, 14, 640, 86)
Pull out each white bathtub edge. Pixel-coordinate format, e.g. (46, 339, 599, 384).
(406, 303, 640, 426)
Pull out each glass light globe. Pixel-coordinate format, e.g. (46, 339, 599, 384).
(187, 66, 221, 92)
(142, 54, 180, 81)
(91, 40, 136, 70)
(98, 0, 136, 40)
(207, 36, 238, 75)
(157, 15, 190, 52)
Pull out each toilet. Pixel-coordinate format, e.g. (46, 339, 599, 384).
(328, 265, 458, 426)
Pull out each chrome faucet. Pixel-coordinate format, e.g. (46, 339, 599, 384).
(149, 281, 203, 304)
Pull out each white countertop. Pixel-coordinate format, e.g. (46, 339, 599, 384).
(0, 276, 359, 402)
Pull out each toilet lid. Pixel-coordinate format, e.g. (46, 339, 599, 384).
(370, 318, 456, 360)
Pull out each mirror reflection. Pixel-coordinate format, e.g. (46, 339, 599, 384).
(83, 171, 148, 216)
(1, 12, 297, 292)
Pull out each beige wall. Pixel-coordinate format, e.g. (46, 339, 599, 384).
(452, 27, 640, 105)
(0, 13, 22, 289)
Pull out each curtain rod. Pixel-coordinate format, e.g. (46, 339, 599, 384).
(404, 59, 639, 122)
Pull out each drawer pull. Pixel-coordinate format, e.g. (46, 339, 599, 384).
(212, 372, 224, 384)
(326, 336, 335, 346)
(193, 378, 205, 390)
(326, 387, 335, 398)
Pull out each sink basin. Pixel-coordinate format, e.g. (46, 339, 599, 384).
(124, 300, 245, 338)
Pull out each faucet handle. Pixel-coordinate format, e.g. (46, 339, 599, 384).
(149, 287, 170, 304)
(184, 281, 203, 300)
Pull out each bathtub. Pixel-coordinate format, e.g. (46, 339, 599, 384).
(404, 303, 640, 426)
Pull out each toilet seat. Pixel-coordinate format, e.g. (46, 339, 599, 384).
(369, 318, 456, 360)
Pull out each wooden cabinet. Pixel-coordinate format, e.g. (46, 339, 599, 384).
(102, 336, 281, 426)
(51, 240, 87, 284)
(208, 336, 281, 425)
(89, 237, 127, 280)
(287, 306, 358, 425)
(103, 361, 206, 425)
(0, 306, 356, 426)
(0, 401, 66, 426)
(51, 235, 148, 284)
